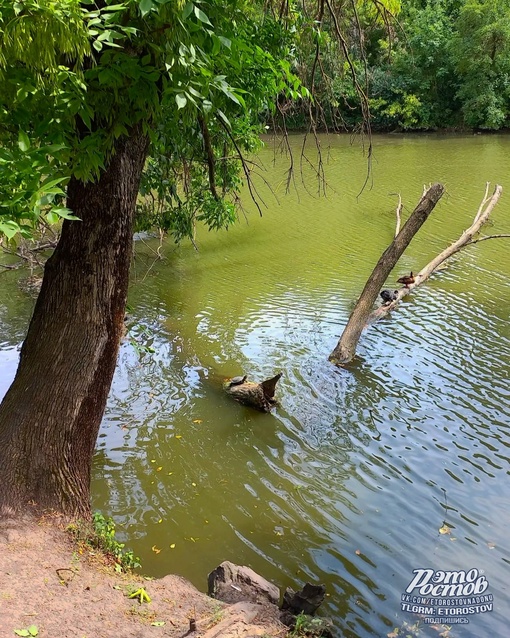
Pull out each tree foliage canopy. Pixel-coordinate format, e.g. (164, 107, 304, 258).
(2, 0, 507, 244)
(0, 0, 304, 241)
(276, 0, 510, 132)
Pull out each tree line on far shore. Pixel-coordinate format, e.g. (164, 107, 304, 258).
(287, 0, 510, 132)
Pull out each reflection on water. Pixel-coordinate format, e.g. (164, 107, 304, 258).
(2, 134, 510, 637)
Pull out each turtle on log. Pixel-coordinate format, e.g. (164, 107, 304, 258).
(227, 374, 247, 387)
(223, 372, 282, 412)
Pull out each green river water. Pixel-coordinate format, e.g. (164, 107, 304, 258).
(1, 134, 509, 637)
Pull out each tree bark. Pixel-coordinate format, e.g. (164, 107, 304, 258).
(0, 128, 149, 519)
(329, 183, 445, 366)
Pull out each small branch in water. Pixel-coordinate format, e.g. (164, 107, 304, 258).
(393, 193, 402, 237)
(0, 262, 21, 271)
(367, 183, 504, 324)
(329, 183, 446, 365)
(466, 233, 510, 245)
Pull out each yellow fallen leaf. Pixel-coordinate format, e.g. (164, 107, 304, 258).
(439, 524, 451, 535)
(152, 545, 161, 554)
(170, 543, 176, 549)
(158, 519, 163, 524)
(151, 459, 156, 463)
(191, 482, 197, 487)
(175, 435, 182, 439)
(193, 419, 203, 424)
(168, 472, 173, 476)
(129, 587, 151, 603)
(156, 467, 162, 472)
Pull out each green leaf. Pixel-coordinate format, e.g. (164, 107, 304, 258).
(139, 0, 154, 17)
(28, 627, 39, 637)
(40, 177, 67, 191)
(18, 131, 30, 152)
(175, 93, 187, 109)
(41, 187, 66, 196)
(218, 36, 231, 49)
(211, 34, 221, 56)
(0, 220, 21, 240)
(52, 208, 81, 221)
(13, 630, 30, 637)
(45, 212, 60, 225)
(0, 148, 12, 161)
(194, 6, 212, 25)
(182, 2, 193, 18)
(217, 109, 231, 127)
(151, 621, 166, 626)
(188, 86, 202, 99)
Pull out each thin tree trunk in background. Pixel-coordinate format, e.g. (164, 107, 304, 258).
(329, 183, 445, 366)
(0, 128, 149, 519)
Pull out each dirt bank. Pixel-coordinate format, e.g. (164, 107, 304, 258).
(0, 516, 286, 638)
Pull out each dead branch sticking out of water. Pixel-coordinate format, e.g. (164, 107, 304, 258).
(393, 193, 402, 237)
(369, 182, 503, 323)
(329, 183, 445, 366)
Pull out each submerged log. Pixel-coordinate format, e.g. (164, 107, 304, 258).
(223, 373, 282, 412)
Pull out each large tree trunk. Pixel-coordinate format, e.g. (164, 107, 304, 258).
(0, 128, 149, 519)
(329, 183, 445, 366)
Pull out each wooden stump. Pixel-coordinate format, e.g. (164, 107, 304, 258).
(223, 373, 282, 412)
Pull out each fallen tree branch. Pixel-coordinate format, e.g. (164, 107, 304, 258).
(368, 183, 503, 323)
(0, 262, 21, 271)
(329, 183, 445, 365)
